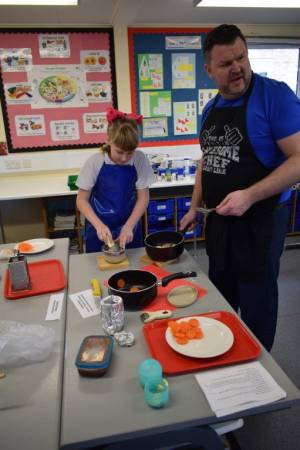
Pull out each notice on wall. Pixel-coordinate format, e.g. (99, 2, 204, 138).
(140, 91, 172, 117)
(80, 50, 110, 72)
(15, 115, 46, 136)
(0, 48, 32, 72)
(198, 88, 218, 114)
(39, 34, 70, 58)
(173, 101, 197, 135)
(142, 117, 168, 138)
(83, 113, 107, 134)
(138, 54, 163, 90)
(172, 53, 196, 89)
(165, 35, 202, 50)
(50, 120, 79, 141)
(28, 65, 87, 109)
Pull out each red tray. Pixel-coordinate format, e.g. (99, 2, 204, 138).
(143, 311, 261, 375)
(4, 259, 66, 300)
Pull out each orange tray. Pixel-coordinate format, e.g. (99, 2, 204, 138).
(4, 259, 66, 300)
(143, 311, 261, 375)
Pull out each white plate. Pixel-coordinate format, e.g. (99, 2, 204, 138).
(165, 316, 234, 358)
(15, 238, 54, 255)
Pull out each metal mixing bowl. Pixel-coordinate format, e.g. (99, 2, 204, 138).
(102, 243, 126, 264)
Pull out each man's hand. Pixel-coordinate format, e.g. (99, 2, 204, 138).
(216, 189, 254, 216)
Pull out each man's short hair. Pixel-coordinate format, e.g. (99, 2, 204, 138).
(203, 24, 247, 62)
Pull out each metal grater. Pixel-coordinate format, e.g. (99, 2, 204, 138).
(8, 251, 31, 291)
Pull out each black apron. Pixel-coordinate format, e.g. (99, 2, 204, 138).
(200, 75, 280, 281)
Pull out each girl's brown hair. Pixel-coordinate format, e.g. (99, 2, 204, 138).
(101, 117, 139, 154)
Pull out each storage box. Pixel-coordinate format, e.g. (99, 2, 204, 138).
(148, 199, 175, 215)
(67, 175, 78, 191)
(75, 335, 113, 377)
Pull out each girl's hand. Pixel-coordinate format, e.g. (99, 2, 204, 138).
(118, 226, 133, 248)
(96, 223, 113, 245)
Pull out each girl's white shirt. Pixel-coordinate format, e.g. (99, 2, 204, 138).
(76, 150, 155, 191)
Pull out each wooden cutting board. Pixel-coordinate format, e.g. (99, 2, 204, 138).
(96, 255, 129, 271)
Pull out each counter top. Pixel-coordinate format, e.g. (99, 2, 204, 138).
(0, 238, 69, 450)
(0, 172, 195, 201)
(61, 248, 300, 449)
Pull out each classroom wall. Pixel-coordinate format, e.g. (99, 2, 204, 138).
(1, 23, 300, 244)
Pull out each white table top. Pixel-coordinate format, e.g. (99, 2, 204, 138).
(60, 248, 300, 449)
(0, 238, 69, 450)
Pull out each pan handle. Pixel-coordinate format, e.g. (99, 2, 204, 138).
(159, 271, 197, 287)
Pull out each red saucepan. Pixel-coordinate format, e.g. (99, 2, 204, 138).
(107, 269, 197, 310)
(144, 230, 185, 262)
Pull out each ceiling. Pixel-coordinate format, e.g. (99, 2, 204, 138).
(0, 0, 300, 26)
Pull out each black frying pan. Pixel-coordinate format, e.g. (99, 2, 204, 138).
(144, 230, 184, 262)
(107, 269, 197, 310)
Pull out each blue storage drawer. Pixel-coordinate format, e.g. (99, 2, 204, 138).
(148, 198, 175, 215)
(177, 197, 192, 211)
(148, 213, 174, 225)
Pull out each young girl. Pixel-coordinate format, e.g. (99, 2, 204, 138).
(76, 107, 155, 253)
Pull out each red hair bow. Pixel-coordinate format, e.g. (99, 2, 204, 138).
(106, 107, 143, 125)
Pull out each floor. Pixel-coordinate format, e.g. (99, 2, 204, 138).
(189, 236, 300, 450)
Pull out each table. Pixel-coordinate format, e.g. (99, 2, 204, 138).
(0, 238, 69, 450)
(60, 248, 300, 449)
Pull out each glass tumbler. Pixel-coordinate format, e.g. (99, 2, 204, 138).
(144, 378, 169, 409)
(100, 295, 124, 335)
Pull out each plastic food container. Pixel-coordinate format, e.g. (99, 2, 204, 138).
(75, 335, 113, 377)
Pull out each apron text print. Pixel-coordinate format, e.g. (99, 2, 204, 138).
(202, 124, 243, 175)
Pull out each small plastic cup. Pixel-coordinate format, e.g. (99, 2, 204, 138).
(144, 378, 169, 409)
(138, 358, 162, 388)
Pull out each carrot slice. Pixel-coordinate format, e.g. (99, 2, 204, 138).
(169, 318, 204, 345)
(18, 242, 34, 252)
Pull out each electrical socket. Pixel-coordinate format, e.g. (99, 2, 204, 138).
(4, 159, 21, 170)
(22, 159, 32, 169)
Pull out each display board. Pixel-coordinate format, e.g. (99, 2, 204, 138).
(0, 28, 117, 153)
(128, 27, 217, 147)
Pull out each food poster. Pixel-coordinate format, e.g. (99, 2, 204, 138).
(50, 120, 79, 141)
(165, 35, 202, 50)
(0, 48, 32, 72)
(138, 54, 163, 90)
(39, 34, 70, 58)
(28, 65, 87, 109)
(139, 91, 172, 117)
(15, 115, 46, 136)
(83, 113, 107, 134)
(80, 50, 110, 72)
(172, 53, 196, 89)
(84, 81, 111, 103)
(4, 82, 34, 104)
(142, 117, 168, 138)
(0, 30, 116, 151)
(173, 101, 197, 135)
(198, 88, 218, 114)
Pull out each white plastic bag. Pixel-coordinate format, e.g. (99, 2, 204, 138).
(0, 320, 55, 367)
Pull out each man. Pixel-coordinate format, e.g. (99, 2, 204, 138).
(180, 24, 300, 351)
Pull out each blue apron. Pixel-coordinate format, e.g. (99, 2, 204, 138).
(85, 161, 143, 253)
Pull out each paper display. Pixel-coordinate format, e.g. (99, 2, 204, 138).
(195, 361, 287, 417)
(69, 289, 101, 318)
(45, 293, 64, 321)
